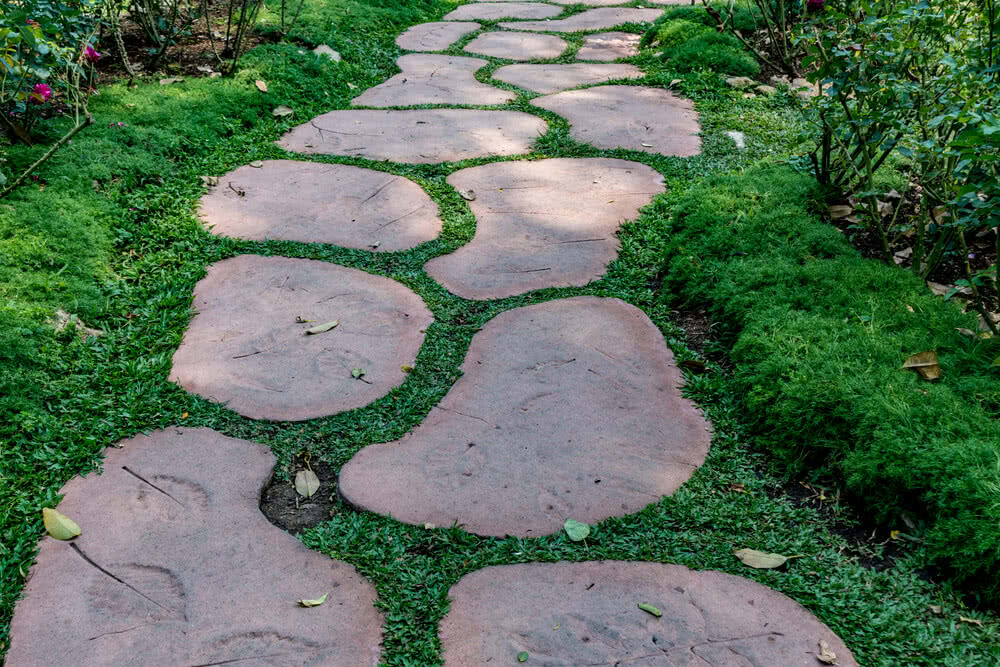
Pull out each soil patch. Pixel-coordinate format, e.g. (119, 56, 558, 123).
(261, 455, 340, 533)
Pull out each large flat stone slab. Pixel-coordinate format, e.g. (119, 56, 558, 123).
(577, 31, 641, 61)
(278, 109, 548, 164)
(395, 21, 481, 51)
(351, 54, 515, 107)
(464, 31, 568, 60)
(502, 7, 663, 31)
(441, 562, 858, 666)
(7, 427, 383, 666)
(198, 160, 441, 251)
(424, 158, 663, 299)
(552, 0, 690, 4)
(170, 255, 432, 421)
(493, 62, 642, 93)
(532, 85, 701, 156)
(444, 2, 562, 21)
(339, 296, 710, 537)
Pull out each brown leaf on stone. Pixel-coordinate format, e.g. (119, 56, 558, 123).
(903, 350, 941, 381)
(255, 80, 268, 93)
(734, 548, 787, 569)
(817, 639, 837, 664)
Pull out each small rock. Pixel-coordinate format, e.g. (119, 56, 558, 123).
(755, 84, 777, 95)
(742, 92, 756, 99)
(272, 105, 294, 118)
(725, 76, 756, 90)
(313, 44, 342, 62)
(769, 75, 791, 87)
(725, 131, 746, 150)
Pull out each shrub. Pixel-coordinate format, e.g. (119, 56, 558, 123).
(663, 31, 760, 77)
(642, 20, 712, 50)
(657, 164, 1000, 603)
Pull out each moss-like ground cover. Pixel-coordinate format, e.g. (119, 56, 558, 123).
(2, 0, 999, 663)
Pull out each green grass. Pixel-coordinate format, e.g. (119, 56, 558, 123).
(1, 0, 999, 664)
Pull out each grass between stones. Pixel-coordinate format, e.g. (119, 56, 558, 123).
(1, 0, 998, 663)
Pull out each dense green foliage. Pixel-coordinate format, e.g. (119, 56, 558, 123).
(664, 31, 760, 77)
(656, 165, 1000, 601)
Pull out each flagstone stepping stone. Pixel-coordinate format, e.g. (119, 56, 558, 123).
(501, 7, 663, 32)
(278, 109, 548, 164)
(577, 31, 641, 61)
(170, 255, 432, 421)
(424, 158, 663, 300)
(352, 54, 515, 107)
(464, 31, 568, 60)
(339, 296, 710, 537)
(6, 427, 383, 666)
(440, 562, 858, 666)
(395, 21, 481, 51)
(493, 62, 642, 94)
(533, 85, 701, 156)
(198, 160, 441, 251)
(444, 2, 562, 21)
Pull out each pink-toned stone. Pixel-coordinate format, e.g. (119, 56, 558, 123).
(169, 255, 432, 421)
(424, 158, 663, 300)
(395, 21, 481, 51)
(577, 31, 641, 61)
(352, 54, 515, 107)
(440, 562, 858, 666)
(501, 7, 662, 31)
(339, 296, 710, 537)
(464, 31, 567, 61)
(444, 2, 562, 21)
(198, 160, 441, 251)
(493, 62, 642, 94)
(532, 85, 701, 156)
(550, 0, 640, 4)
(278, 109, 548, 164)
(6, 427, 383, 666)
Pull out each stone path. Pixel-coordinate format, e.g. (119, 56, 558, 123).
(339, 297, 711, 536)
(198, 160, 441, 250)
(170, 255, 432, 421)
(440, 562, 858, 665)
(7, 428, 383, 666)
(424, 158, 664, 299)
(8, 4, 858, 664)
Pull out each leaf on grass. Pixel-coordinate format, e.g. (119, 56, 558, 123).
(201, 175, 219, 187)
(817, 639, 837, 664)
(305, 320, 339, 335)
(458, 189, 476, 201)
(928, 604, 943, 615)
(517, 651, 529, 663)
(956, 328, 977, 338)
(196, 65, 214, 74)
(637, 603, 662, 617)
(352, 368, 366, 379)
(272, 105, 294, 118)
(159, 77, 184, 85)
(298, 592, 328, 607)
(42, 508, 81, 540)
(294, 469, 320, 498)
(992, 356, 1000, 368)
(829, 204, 853, 219)
(959, 616, 984, 627)
(563, 518, 590, 542)
(255, 80, 268, 93)
(733, 548, 787, 569)
(903, 350, 941, 381)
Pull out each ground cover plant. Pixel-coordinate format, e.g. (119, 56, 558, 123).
(2, 0, 1000, 664)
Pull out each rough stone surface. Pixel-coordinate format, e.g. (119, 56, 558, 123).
(577, 31, 641, 61)
(198, 160, 441, 251)
(532, 85, 701, 156)
(352, 54, 515, 107)
(278, 109, 548, 163)
(170, 255, 432, 421)
(464, 31, 567, 61)
(313, 44, 341, 62)
(444, 2, 562, 21)
(6, 427, 383, 666)
(395, 21, 481, 52)
(440, 562, 858, 666)
(492, 62, 642, 94)
(339, 296, 709, 537)
(425, 158, 663, 299)
(501, 7, 662, 32)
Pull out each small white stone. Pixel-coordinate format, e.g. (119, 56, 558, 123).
(725, 131, 746, 150)
(313, 44, 342, 62)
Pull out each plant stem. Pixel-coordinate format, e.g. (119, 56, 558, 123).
(0, 114, 93, 199)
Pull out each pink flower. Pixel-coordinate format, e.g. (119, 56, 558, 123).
(84, 45, 101, 63)
(30, 83, 52, 104)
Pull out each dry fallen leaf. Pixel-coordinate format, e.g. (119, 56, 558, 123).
(255, 80, 268, 93)
(42, 508, 81, 540)
(640, 142, 654, 147)
(956, 328, 977, 338)
(305, 320, 339, 335)
(734, 548, 788, 569)
(903, 350, 941, 381)
(817, 639, 837, 664)
(423, 522, 436, 530)
(249, 160, 264, 168)
(959, 616, 984, 627)
(928, 604, 943, 615)
(294, 469, 320, 498)
(159, 77, 184, 85)
(458, 189, 476, 201)
(829, 204, 854, 220)
(352, 368, 366, 379)
(298, 592, 328, 607)
(272, 105, 294, 118)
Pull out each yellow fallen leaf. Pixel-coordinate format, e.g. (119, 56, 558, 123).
(42, 508, 81, 540)
(181, 412, 189, 419)
(298, 592, 328, 607)
(903, 350, 941, 381)
(734, 548, 787, 569)
(890, 530, 902, 540)
(401, 365, 413, 374)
